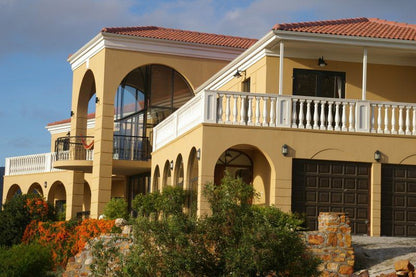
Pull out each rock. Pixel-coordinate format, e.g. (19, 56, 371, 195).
(115, 218, 128, 227)
(353, 269, 369, 277)
(395, 260, 415, 272)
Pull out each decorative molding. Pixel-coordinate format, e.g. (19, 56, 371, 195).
(68, 32, 247, 71)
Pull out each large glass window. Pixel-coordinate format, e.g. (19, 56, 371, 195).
(293, 69, 345, 98)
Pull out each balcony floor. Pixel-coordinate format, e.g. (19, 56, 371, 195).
(53, 159, 151, 175)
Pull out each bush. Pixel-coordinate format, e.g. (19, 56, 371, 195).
(104, 173, 320, 276)
(0, 243, 53, 277)
(0, 194, 55, 247)
(103, 198, 129, 220)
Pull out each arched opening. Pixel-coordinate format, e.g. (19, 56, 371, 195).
(153, 165, 161, 192)
(174, 154, 184, 188)
(6, 184, 22, 201)
(214, 149, 253, 185)
(48, 181, 66, 218)
(28, 183, 43, 196)
(114, 64, 193, 161)
(214, 146, 271, 205)
(162, 160, 172, 188)
(187, 148, 199, 215)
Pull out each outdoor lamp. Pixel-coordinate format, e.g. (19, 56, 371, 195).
(233, 69, 245, 78)
(281, 144, 288, 156)
(70, 110, 74, 117)
(170, 160, 174, 170)
(95, 97, 100, 104)
(196, 148, 201, 160)
(44, 181, 47, 189)
(374, 150, 381, 162)
(318, 56, 327, 67)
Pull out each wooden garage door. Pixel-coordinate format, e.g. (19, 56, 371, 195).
(292, 159, 371, 234)
(381, 164, 416, 237)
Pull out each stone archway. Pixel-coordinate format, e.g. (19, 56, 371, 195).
(162, 160, 172, 188)
(153, 165, 161, 192)
(28, 182, 43, 196)
(6, 184, 22, 202)
(174, 154, 184, 188)
(48, 181, 67, 217)
(186, 148, 199, 214)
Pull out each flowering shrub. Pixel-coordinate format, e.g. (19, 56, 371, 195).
(25, 197, 54, 222)
(22, 218, 115, 268)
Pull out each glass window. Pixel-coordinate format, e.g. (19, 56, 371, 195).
(293, 69, 345, 98)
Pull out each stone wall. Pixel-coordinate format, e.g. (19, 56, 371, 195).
(304, 212, 355, 277)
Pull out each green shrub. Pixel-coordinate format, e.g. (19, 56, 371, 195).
(0, 194, 56, 247)
(103, 198, 128, 220)
(0, 243, 53, 277)
(98, 173, 320, 276)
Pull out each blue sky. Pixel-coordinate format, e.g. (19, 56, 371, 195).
(0, 0, 415, 165)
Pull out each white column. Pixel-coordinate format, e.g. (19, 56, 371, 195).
(362, 48, 368, 100)
(279, 41, 284, 95)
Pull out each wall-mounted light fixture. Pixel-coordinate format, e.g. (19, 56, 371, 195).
(44, 181, 47, 189)
(281, 144, 289, 156)
(233, 69, 246, 78)
(196, 148, 201, 160)
(70, 111, 74, 117)
(374, 150, 381, 162)
(170, 160, 174, 170)
(318, 56, 327, 67)
(95, 97, 100, 104)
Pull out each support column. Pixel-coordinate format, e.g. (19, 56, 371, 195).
(279, 41, 284, 95)
(90, 91, 114, 219)
(271, 155, 292, 212)
(362, 48, 368, 100)
(65, 171, 85, 220)
(370, 162, 382, 236)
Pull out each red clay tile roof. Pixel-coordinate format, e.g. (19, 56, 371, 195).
(101, 26, 257, 49)
(273, 17, 416, 41)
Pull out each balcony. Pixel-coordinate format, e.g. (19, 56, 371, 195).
(5, 152, 63, 176)
(153, 90, 416, 151)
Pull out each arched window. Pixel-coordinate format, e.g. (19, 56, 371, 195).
(214, 149, 253, 185)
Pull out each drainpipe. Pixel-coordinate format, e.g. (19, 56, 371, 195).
(362, 48, 368, 100)
(279, 41, 284, 95)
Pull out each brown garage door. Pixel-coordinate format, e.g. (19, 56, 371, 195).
(292, 159, 371, 234)
(382, 164, 416, 237)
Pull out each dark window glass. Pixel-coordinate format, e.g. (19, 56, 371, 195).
(293, 69, 345, 98)
(242, 78, 251, 92)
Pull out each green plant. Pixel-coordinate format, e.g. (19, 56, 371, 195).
(0, 243, 53, 277)
(0, 194, 56, 247)
(103, 198, 129, 220)
(111, 173, 321, 276)
(90, 237, 127, 277)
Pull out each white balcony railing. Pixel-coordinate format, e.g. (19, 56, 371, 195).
(5, 152, 63, 176)
(153, 90, 416, 151)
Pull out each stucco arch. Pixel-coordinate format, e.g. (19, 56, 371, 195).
(83, 181, 91, 214)
(152, 165, 161, 192)
(73, 69, 96, 137)
(173, 154, 184, 188)
(6, 184, 22, 202)
(28, 182, 43, 196)
(162, 160, 172, 188)
(186, 147, 199, 214)
(211, 144, 273, 206)
(47, 181, 67, 214)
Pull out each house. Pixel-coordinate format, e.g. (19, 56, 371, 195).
(4, 17, 416, 237)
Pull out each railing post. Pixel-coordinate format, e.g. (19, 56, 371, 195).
(5, 158, 10, 176)
(45, 153, 52, 172)
(203, 90, 218, 123)
(276, 95, 291, 127)
(355, 101, 370, 133)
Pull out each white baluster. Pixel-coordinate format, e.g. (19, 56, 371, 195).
(306, 100, 312, 129)
(247, 96, 253, 125)
(255, 97, 261, 126)
(232, 95, 238, 124)
(240, 95, 246, 125)
(262, 97, 269, 126)
(320, 101, 326, 130)
(313, 101, 319, 129)
(348, 102, 355, 132)
(405, 106, 411, 135)
(298, 100, 305, 129)
(341, 102, 347, 131)
(334, 102, 340, 131)
(370, 104, 376, 133)
(225, 95, 231, 124)
(377, 105, 383, 133)
(391, 105, 397, 134)
(291, 99, 298, 128)
(217, 94, 223, 123)
(413, 107, 416, 135)
(398, 105, 404, 135)
(384, 105, 390, 134)
(269, 97, 276, 127)
(327, 101, 334, 131)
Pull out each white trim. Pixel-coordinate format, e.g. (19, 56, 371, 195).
(274, 30, 416, 50)
(278, 41, 284, 95)
(45, 118, 96, 135)
(68, 32, 248, 71)
(362, 48, 368, 100)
